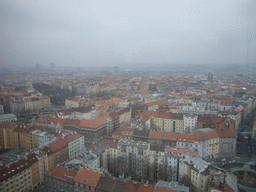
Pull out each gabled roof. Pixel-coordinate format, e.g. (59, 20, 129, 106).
(49, 139, 68, 152)
(0, 122, 17, 128)
(48, 118, 66, 125)
(13, 124, 31, 133)
(64, 132, 83, 143)
(74, 168, 101, 187)
(149, 131, 164, 140)
(64, 119, 80, 127)
(123, 181, 154, 192)
(79, 116, 107, 129)
(139, 111, 157, 121)
(112, 124, 134, 136)
(0, 157, 32, 182)
(145, 99, 167, 107)
(96, 175, 125, 192)
(109, 111, 119, 119)
(48, 166, 77, 181)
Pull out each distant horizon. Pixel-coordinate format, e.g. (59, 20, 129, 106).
(1, 62, 256, 70)
(1, 0, 255, 69)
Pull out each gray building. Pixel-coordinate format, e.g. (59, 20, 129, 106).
(0, 113, 17, 122)
(46, 166, 77, 192)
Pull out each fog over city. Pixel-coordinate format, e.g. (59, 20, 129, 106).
(1, 0, 255, 68)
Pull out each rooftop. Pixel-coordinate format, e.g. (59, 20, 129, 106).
(74, 168, 101, 187)
(0, 113, 17, 120)
(156, 180, 189, 192)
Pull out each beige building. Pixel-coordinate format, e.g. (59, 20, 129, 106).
(39, 96, 51, 108)
(118, 108, 132, 125)
(0, 157, 33, 192)
(179, 155, 210, 192)
(152, 112, 184, 133)
(0, 122, 17, 149)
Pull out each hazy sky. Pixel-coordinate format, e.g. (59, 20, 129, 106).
(1, 0, 255, 68)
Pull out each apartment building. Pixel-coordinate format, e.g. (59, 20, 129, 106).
(13, 124, 39, 150)
(32, 130, 56, 148)
(42, 146, 55, 172)
(64, 116, 108, 146)
(151, 112, 184, 133)
(48, 139, 69, 166)
(46, 166, 77, 192)
(0, 122, 17, 149)
(165, 147, 198, 182)
(114, 140, 150, 178)
(74, 168, 102, 192)
(0, 157, 33, 192)
(179, 155, 210, 192)
(145, 99, 167, 111)
(183, 113, 197, 133)
(148, 145, 165, 181)
(63, 132, 85, 159)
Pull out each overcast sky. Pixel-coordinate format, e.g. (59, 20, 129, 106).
(1, 0, 255, 68)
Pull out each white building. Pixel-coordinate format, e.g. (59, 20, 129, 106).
(64, 132, 85, 159)
(183, 114, 198, 133)
(32, 130, 56, 148)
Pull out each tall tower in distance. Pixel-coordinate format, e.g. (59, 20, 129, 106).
(50, 63, 55, 69)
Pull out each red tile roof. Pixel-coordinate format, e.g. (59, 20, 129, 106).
(13, 124, 31, 133)
(123, 181, 154, 192)
(64, 132, 83, 143)
(74, 168, 101, 187)
(0, 122, 17, 128)
(149, 131, 164, 140)
(145, 99, 167, 107)
(48, 166, 77, 181)
(49, 139, 68, 152)
(0, 157, 32, 182)
(64, 119, 80, 127)
(139, 111, 157, 121)
(48, 118, 66, 125)
(112, 124, 134, 136)
(79, 116, 107, 129)
(220, 101, 232, 106)
(109, 111, 119, 119)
